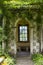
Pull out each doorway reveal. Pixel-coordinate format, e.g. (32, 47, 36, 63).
(16, 19, 30, 56)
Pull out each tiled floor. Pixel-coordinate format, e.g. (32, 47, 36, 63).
(16, 56, 34, 65)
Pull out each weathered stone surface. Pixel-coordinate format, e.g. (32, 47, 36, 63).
(16, 56, 34, 65)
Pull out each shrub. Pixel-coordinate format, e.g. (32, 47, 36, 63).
(32, 53, 43, 65)
(0, 27, 7, 56)
(0, 53, 16, 65)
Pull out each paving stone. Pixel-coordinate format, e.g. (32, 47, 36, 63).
(16, 56, 34, 65)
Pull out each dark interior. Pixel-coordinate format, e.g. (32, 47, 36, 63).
(17, 47, 30, 52)
(21, 47, 26, 51)
(17, 47, 30, 57)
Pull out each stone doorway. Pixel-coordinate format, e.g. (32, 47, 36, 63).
(17, 46, 30, 57)
(15, 19, 31, 56)
(14, 18, 34, 56)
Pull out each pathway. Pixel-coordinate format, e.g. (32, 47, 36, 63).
(16, 56, 34, 65)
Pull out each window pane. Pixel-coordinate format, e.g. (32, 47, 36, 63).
(19, 26, 28, 42)
(20, 34, 23, 38)
(25, 30, 27, 34)
(20, 27, 22, 33)
(24, 34, 27, 38)
(25, 26, 27, 29)
(22, 38, 27, 41)
(20, 38, 23, 41)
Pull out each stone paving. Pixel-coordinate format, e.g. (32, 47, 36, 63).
(16, 56, 34, 65)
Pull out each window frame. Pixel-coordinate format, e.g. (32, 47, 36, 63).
(18, 24, 29, 43)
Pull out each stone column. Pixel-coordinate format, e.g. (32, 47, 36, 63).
(41, 24, 43, 52)
(2, 17, 6, 53)
(8, 27, 17, 57)
(33, 22, 40, 53)
(2, 40, 5, 53)
(33, 22, 37, 53)
(30, 27, 33, 54)
(41, 15, 43, 52)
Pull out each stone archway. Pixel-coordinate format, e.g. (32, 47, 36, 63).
(7, 17, 40, 57)
(8, 18, 40, 56)
(14, 18, 33, 56)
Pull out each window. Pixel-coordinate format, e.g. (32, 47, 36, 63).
(18, 25, 29, 42)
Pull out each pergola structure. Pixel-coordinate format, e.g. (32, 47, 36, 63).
(0, 1, 43, 56)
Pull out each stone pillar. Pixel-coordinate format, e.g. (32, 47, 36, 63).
(33, 23, 37, 53)
(41, 24, 43, 52)
(2, 17, 6, 53)
(12, 40, 17, 55)
(30, 27, 33, 54)
(8, 39, 17, 57)
(2, 40, 5, 53)
(9, 28, 17, 56)
(41, 15, 43, 52)
(33, 22, 40, 53)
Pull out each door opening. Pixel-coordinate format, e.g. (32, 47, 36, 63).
(16, 20, 30, 56)
(17, 46, 30, 57)
(17, 47, 30, 52)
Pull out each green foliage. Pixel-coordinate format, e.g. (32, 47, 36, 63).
(0, 9, 2, 14)
(4, 54, 16, 65)
(0, 26, 7, 55)
(32, 53, 43, 65)
(0, 53, 16, 65)
(0, 27, 3, 55)
(0, 27, 3, 42)
(0, 27, 7, 42)
(0, 0, 43, 53)
(3, 1, 43, 9)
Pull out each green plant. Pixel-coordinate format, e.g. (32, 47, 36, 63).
(0, 53, 16, 65)
(32, 53, 43, 65)
(0, 26, 7, 56)
(0, 27, 3, 55)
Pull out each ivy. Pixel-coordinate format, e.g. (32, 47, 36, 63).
(0, 0, 43, 53)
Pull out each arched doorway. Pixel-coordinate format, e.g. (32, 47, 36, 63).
(14, 18, 32, 56)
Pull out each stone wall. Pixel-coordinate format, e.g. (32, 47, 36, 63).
(7, 18, 42, 55)
(41, 24, 43, 52)
(9, 19, 40, 55)
(33, 22, 40, 53)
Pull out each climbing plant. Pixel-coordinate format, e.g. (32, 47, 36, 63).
(0, 0, 43, 52)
